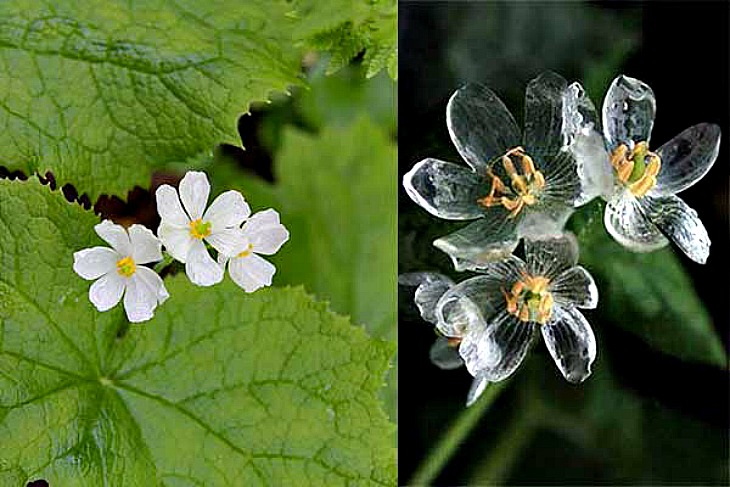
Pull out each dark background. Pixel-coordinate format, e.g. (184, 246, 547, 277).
(399, 1, 729, 485)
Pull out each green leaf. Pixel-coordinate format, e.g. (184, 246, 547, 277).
(0, 178, 396, 485)
(571, 202, 727, 367)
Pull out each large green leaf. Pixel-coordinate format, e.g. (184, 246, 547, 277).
(0, 178, 396, 485)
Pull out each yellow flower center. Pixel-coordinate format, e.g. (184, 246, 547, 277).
(477, 146, 546, 218)
(116, 256, 136, 278)
(610, 141, 662, 197)
(189, 218, 212, 239)
(237, 243, 254, 258)
(502, 273, 554, 324)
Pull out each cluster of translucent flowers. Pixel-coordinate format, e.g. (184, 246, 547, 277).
(73, 171, 289, 323)
(401, 73, 720, 406)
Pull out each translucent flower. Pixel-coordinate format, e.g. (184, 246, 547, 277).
(156, 171, 250, 286)
(563, 75, 720, 264)
(403, 72, 585, 271)
(73, 220, 169, 323)
(218, 209, 289, 292)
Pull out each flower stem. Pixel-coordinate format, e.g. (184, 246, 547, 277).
(153, 252, 175, 275)
(408, 380, 509, 486)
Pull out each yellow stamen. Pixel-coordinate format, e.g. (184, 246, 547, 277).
(610, 141, 662, 197)
(116, 256, 136, 277)
(189, 218, 212, 239)
(237, 243, 254, 258)
(503, 273, 554, 325)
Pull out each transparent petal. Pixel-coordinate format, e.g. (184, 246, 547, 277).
(88, 272, 125, 312)
(447, 83, 522, 173)
(203, 190, 251, 229)
(517, 201, 573, 241)
(654, 123, 721, 196)
(206, 227, 247, 257)
(155, 184, 190, 225)
(641, 194, 710, 264)
(459, 310, 536, 381)
(158, 223, 194, 263)
(466, 374, 490, 407)
(429, 337, 464, 370)
(73, 247, 118, 280)
(524, 233, 578, 279)
(398, 272, 455, 324)
(135, 266, 169, 305)
(523, 71, 568, 157)
(542, 306, 596, 384)
(123, 273, 159, 323)
(185, 239, 223, 287)
(601, 75, 656, 149)
(604, 192, 668, 252)
(570, 130, 614, 205)
(550, 266, 598, 309)
(179, 171, 210, 220)
(433, 285, 486, 338)
(94, 220, 131, 256)
(537, 149, 583, 207)
(242, 209, 289, 255)
(128, 224, 163, 265)
(561, 81, 601, 147)
(229, 253, 276, 292)
(433, 217, 519, 271)
(402, 158, 485, 220)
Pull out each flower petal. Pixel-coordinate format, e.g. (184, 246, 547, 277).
(601, 75, 656, 149)
(94, 220, 131, 256)
(466, 374, 490, 407)
(402, 158, 485, 220)
(158, 223, 194, 263)
(228, 253, 276, 293)
(459, 310, 536, 381)
(203, 190, 251, 229)
(398, 272, 455, 325)
(447, 83, 522, 173)
(604, 192, 667, 252)
(135, 266, 170, 305)
(123, 273, 158, 323)
(88, 272, 125, 312)
(179, 171, 210, 220)
(128, 224, 163, 265)
(206, 227, 247, 257)
(524, 234, 578, 279)
(433, 217, 519, 271)
(523, 71, 568, 157)
(537, 149, 583, 208)
(155, 184, 190, 226)
(185, 239, 223, 287)
(542, 306, 596, 383)
(641, 194, 710, 264)
(550, 266, 598, 309)
(73, 247, 118, 280)
(429, 337, 464, 371)
(242, 209, 290, 255)
(654, 123, 721, 196)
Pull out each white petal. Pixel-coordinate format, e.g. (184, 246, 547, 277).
(155, 184, 190, 225)
(398, 272, 455, 325)
(158, 223, 194, 263)
(128, 224, 163, 265)
(135, 266, 169, 305)
(94, 220, 131, 256)
(641, 194, 711, 264)
(185, 239, 223, 287)
(243, 209, 290, 255)
(550, 266, 598, 309)
(654, 123, 721, 196)
(88, 272, 125, 312)
(466, 374, 490, 407)
(524, 234, 579, 280)
(542, 306, 596, 384)
(179, 171, 210, 220)
(228, 253, 276, 293)
(601, 75, 656, 149)
(433, 218, 519, 271)
(73, 247, 118, 280)
(429, 337, 464, 370)
(523, 71, 568, 157)
(604, 192, 667, 252)
(203, 190, 251, 229)
(123, 273, 158, 323)
(206, 227, 247, 257)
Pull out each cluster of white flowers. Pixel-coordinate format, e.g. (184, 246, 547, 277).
(402, 73, 720, 406)
(73, 171, 289, 323)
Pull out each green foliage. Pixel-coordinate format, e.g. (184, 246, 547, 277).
(0, 178, 396, 485)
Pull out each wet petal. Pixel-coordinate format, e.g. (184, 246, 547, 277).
(466, 374, 490, 407)
(89, 272, 125, 312)
(433, 217, 519, 271)
(542, 306, 596, 383)
(123, 273, 159, 323)
(641, 194, 710, 264)
(447, 83, 521, 173)
(155, 184, 190, 225)
(398, 272, 455, 324)
(135, 266, 169, 305)
(95, 220, 131, 256)
(602, 75, 656, 149)
(185, 239, 223, 287)
(203, 190, 251, 229)
(402, 158, 485, 220)
(654, 123, 721, 196)
(523, 71, 568, 157)
(158, 223, 194, 263)
(229, 253, 276, 292)
(429, 337, 464, 370)
(179, 171, 210, 220)
(128, 224, 163, 265)
(538, 149, 583, 208)
(524, 234, 578, 279)
(550, 266, 598, 309)
(206, 227, 247, 257)
(73, 247, 118, 280)
(243, 209, 289, 255)
(604, 192, 667, 252)
(459, 310, 536, 381)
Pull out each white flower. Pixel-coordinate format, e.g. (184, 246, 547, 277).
(218, 209, 289, 292)
(156, 171, 250, 286)
(73, 220, 168, 323)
